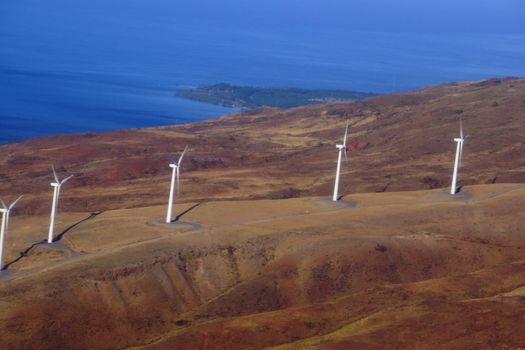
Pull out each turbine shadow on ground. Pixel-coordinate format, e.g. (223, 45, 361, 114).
(54, 211, 104, 242)
(172, 203, 201, 223)
(2, 239, 46, 271)
(2, 211, 103, 271)
(376, 182, 391, 193)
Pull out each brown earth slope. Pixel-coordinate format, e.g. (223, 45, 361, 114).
(0, 185, 524, 349)
(0, 78, 524, 349)
(0, 77, 524, 215)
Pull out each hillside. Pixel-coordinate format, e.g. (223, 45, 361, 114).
(0, 77, 523, 216)
(1, 77, 525, 349)
(1, 184, 525, 349)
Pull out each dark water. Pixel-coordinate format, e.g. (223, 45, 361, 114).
(0, 68, 236, 142)
(1, 0, 524, 143)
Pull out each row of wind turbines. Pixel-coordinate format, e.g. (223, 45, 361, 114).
(0, 149, 189, 271)
(0, 167, 73, 270)
(0, 118, 468, 271)
(331, 118, 468, 201)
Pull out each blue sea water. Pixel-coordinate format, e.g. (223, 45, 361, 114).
(1, 0, 524, 143)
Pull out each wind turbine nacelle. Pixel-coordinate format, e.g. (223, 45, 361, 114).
(169, 164, 178, 169)
(454, 138, 463, 142)
(51, 182, 60, 187)
(336, 144, 345, 149)
(0, 209, 6, 214)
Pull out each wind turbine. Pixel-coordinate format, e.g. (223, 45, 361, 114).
(0, 196, 23, 271)
(332, 120, 349, 202)
(48, 166, 73, 243)
(166, 145, 188, 223)
(450, 119, 466, 195)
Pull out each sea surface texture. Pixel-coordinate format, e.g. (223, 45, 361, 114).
(1, 0, 524, 142)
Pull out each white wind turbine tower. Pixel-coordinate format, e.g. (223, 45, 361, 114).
(332, 120, 349, 202)
(166, 145, 188, 223)
(450, 119, 466, 195)
(0, 196, 23, 271)
(48, 166, 74, 243)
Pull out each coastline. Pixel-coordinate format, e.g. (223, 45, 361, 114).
(1, 83, 378, 145)
(0, 95, 239, 145)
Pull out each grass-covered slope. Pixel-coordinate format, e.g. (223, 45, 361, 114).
(0, 77, 524, 215)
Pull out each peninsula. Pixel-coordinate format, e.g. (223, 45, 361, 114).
(176, 83, 377, 108)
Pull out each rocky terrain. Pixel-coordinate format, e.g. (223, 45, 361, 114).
(0, 78, 524, 349)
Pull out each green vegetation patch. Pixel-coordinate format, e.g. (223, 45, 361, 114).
(177, 83, 377, 109)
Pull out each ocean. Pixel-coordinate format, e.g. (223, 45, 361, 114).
(1, 0, 524, 143)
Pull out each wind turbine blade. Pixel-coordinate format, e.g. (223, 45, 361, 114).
(343, 120, 349, 147)
(460, 118, 464, 139)
(177, 145, 189, 166)
(9, 195, 23, 210)
(0, 198, 7, 210)
(61, 175, 74, 185)
(52, 165, 59, 183)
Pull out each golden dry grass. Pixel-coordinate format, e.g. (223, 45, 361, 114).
(0, 184, 524, 349)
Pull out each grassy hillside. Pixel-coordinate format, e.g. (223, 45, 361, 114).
(1, 78, 525, 349)
(2, 185, 525, 349)
(0, 77, 524, 216)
